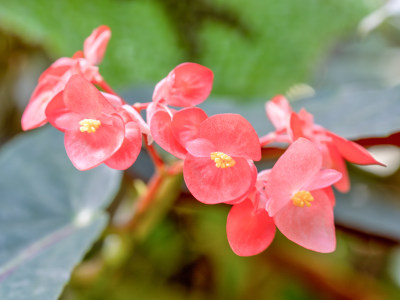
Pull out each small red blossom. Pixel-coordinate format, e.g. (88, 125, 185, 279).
(22, 25, 111, 131)
(152, 63, 213, 107)
(264, 96, 383, 192)
(45, 75, 141, 170)
(183, 114, 261, 204)
(266, 138, 342, 253)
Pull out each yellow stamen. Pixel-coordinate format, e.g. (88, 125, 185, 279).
(291, 190, 314, 207)
(210, 152, 236, 168)
(79, 119, 101, 133)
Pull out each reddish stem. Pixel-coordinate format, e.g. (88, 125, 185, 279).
(124, 171, 164, 230)
(166, 160, 184, 175)
(124, 160, 183, 230)
(144, 135, 165, 171)
(133, 102, 151, 112)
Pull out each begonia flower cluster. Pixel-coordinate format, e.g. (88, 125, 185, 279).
(21, 26, 383, 256)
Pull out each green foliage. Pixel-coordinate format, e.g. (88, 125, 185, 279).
(0, 126, 122, 300)
(0, 0, 183, 88)
(0, 0, 376, 100)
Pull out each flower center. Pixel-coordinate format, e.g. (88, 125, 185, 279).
(79, 119, 101, 133)
(210, 152, 236, 168)
(291, 190, 314, 207)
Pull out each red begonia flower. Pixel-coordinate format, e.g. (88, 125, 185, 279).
(152, 63, 213, 107)
(46, 75, 127, 170)
(149, 104, 207, 159)
(264, 95, 383, 193)
(267, 138, 341, 216)
(21, 26, 111, 131)
(183, 114, 261, 204)
(288, 111, 384, 192)
(265, 138, 341, 252)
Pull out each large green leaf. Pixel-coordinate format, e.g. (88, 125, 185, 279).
(0, 126, 122, 300)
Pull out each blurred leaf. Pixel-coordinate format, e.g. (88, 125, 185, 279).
(358, 0, 400, 35)
(334, 168, 400, 242)
(314, 33, 400, 88)
(0, 126, 122, 300)
(200, 0, 374, 98)
(0, 0, 375, 99)
(290, 86, 400, 140)
(0, 0, 183, 90)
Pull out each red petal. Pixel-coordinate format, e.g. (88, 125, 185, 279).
(327, 132, 384, 166)
(83, 25, 111, 65)
(322, 187, 336, 207)
(186, 138, 215, 157)
(289, 112, 304, 141)
(45, 91, 81, 132)
(152, 77, 168, 104)
(326, 144, 350, 193)
(183, 155, 257, 204)
(102, 92, 124, 108)
(65, 114, 125, 170)
(227, 199, 276, 256)
(153, 63, 213, 107)
(105, 121, 142, 170)
(197, 114, 261, 161)
(22, 90, 53, 130)
(64, 75, 115, 117)
(21, 77, 62, 130)
(38, 57, 75, 82)
(274, 189, 336, 253)
(267, 138, 322, 216)
(171, 107, 207, 148)
(265, 95, 292, 131)
(150, 110, 187, 159)
(303, 169, 342, 191)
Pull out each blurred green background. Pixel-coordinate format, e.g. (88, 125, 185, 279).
(1, 0, 400, 299)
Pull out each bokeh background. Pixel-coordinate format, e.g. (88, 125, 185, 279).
(1, 0, 400, 299)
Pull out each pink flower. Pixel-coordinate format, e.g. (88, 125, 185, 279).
(183, 114, 261, 204)
(22, 25, 111, 131)
(266, 138, 342, 253)
(226, 170, 276, 256)
(264, 96, 383, 192)
(45, 75, 141, 170)
(289, 109, 384, 192)
(152, 63, 213, 107)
